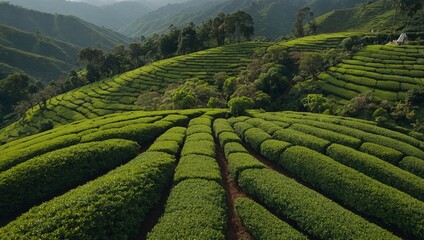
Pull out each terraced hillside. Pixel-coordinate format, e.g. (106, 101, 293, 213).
(0, 109, 423, 239)
(274, 32, 365, 52)
(0, 42, 269, 143)
(318, 44, 424, 100)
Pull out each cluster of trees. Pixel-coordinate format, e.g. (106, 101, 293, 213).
(77, 11, 254, 83)
(293, 7, 317, 38)
(135, 46, 295, 116)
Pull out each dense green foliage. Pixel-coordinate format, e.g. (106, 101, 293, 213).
(235, 198, 307, 240)
(0, 150, 175, 239)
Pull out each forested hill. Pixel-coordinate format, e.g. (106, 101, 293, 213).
(0, 2, 130, 49)
(120, 0, 360, 39)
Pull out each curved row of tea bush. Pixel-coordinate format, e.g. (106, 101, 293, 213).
(0, 147, 178, 239)
(148, 116, 226, 239)
(0, 42, 266, 143)
(318, 45, 424, 101)
(219, 118, 398, 239)
(0, 139, 140, 224)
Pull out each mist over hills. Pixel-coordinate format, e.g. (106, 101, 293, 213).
(4, 0, 152, 31)
(121, 0, 360, 39)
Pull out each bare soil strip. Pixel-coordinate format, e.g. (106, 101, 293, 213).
(215, 143, 253, 240)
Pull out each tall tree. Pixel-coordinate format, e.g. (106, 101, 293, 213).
(178, 23, 197, 55)
(224, 11, 254, 43)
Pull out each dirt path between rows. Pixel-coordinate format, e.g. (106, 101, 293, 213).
(215, 143, 253, 240)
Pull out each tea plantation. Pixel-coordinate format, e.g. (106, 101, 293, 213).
(318, 44, 424, 100)
(0, 109, 423, 239)
(0, 42, 270, 143)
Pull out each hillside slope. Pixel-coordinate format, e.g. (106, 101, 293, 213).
(0, 42, 269, 143)
(0, 2, 130, 49)
(120, 0, 360, 39)
(0, 24, 79, 81)
(315, 0, 424, 34)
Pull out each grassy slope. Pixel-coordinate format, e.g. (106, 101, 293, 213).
(0, 42, 270, 143)
(0, 2, 129, 49)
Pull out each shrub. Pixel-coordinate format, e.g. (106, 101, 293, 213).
(233, 122, 253, 138)
(238, 168, 397, 239)
(147, 179, 226, 240)
(186, 125, 213, 136)
(155, 133, 186, 144)
(243, 128, 272, 151)
(327, 144, 424, 201)
(181, 140, 216, 158)
(227, 152, 266, 182)
(227, 116, 250, 125)
(99, 116, 162, 130)
(224, 142, 248, 158)
(290, 123, 361, 149)
(165, 126, 187, 134)
(186, 132, 214, 142)
(0, 146, 175, 239)
(399, 156, 424, 178)
(188, 117, 212, 127)
(245, 118, 266, 127)
(0, 139, 144, 233)
(257, 121, 282, 135)
(81, 122, 171, 144)
(273, 128, 330, 153)
(234, 198, 307, 240)
(281, 146, 424, 239)
(213, 120, 234, 138)
(218, 132, 242, 147)
(359, 142, 403, 164)
(0, 134, 81, 172)
(148, 141, 181, 155)
(161, 114, 189, 126)
(260, 139, 291, 162)
(174, 155, 221, 184)
(228, 96, 254, 116)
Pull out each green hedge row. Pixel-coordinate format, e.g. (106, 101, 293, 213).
(233, 122, 254, 139)
(0, 139, 139, 224)
(174, 154, 222, 184)
(399, 156, 424, 178)
(188, 116, 212, 127)
(281, 146, 424, 239)
(219, 132, 242, 147)
(0, 151, 176, 239)
(186, 132, 214, 142)
(161, 114, 190, 126)
(273, 128, 331, 153)
(224, 142, 248, 158)
(243, 128, 272, 151)
(360, 142, 404, 164)
(80, 122, 171, 144)
(290, 123, 361, 149)
(260, 139, 291, 162)
(227, 116, 250, 126)
(181, 140, 216, 157)
(227, 152, 266, 182)
(238, 168, 398, 239)
(147, 179, 227, 240)
(99, 116, 162, 130)
(276, 117, 424, 159)
(186, 125, 213, 136)
(245, 118, 266, 127)
(0, 134, 81, 172)
(257, 121, 283, 135)
(148, 141, 181, 155)
(234, 198, 307, 240)
(327, 144, 424, 201)
(339, 119, 422, 148)
(213, 120, 234, 138)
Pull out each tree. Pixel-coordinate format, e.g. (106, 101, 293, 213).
(228, 96, 254, 116)
(178, 23, 198, 55)
(224, 11, 254, 43)
(299, 52, 325, 80)
(294, 7, 315, 37)
(223, 77, 238, 100)
(0, 73, 31, 113)
(212, 13, 226, 46)
(393, 0, 423, 16)
(301, 94, 333, 113)
(255, 67, 289, 99)
(172, 89, 197, 109)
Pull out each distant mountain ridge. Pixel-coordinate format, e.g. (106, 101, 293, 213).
(4, 0, 152, 31)
(120, 0, 360, 39)
(0, 2, 130, 82)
